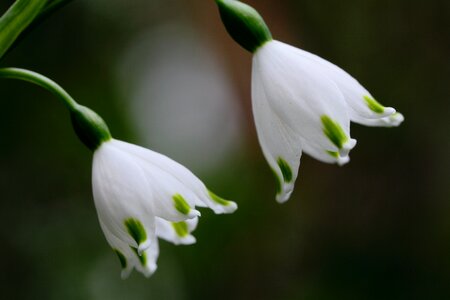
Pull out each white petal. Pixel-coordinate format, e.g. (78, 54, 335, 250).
(110, 140, 200, 222)
(92, 141, 156, 249)
(99, 218, 159, 278)
(99, 220, 135, 279)
(156, 217, 198, 245)
(295, 45, 400, 123)
(254, 40, 354, 154)
(134, 238, 159, 278)
(300, 137, 351, 166)
(112, 140, 237, 214)
(252, 63, 302, 203)
(351, 112, 405, 127)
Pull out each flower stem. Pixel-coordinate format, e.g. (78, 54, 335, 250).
(0, 0, 47, 60)
(0, 67, 112, 150)
(0, 67, 78, 110)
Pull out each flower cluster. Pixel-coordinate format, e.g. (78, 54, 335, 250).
(0, 0, 405, 280)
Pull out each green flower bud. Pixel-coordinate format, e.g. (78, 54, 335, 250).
(216, 0, 272, 53)
(70, 105, 111, 151)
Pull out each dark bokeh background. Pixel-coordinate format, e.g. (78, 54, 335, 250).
(1, 0, 449, 299)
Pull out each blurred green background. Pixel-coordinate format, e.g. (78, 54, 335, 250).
(0, 0, 449, 299)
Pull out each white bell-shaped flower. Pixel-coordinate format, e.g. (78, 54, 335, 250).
(0, 68, 237, 278)
(252, 40, 403, 203)
(92, 139, 237, 277)
(216, 0, 404, 203)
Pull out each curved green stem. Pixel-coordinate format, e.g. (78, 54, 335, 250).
(0, 67, 78, 110)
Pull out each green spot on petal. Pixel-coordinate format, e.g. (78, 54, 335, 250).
(326, 151, 339, 158)
(271, 168, 282, 195)
(171, 222, 189, 238)
(113, 249, 127, 269)
(173, 194, 191, 215)
(130, 247, 147, 266)
(321, 115, 348, 149)
(208, 190, 232, 206)
(364, 95, 385, 114)
(277, 157, 293, 183)
(124, 218, 147, 245)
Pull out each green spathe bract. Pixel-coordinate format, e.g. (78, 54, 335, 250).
(216, 0, 272, 53)
(70, 105, 112, 151)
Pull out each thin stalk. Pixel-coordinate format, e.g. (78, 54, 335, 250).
(0, 67, 78, 110)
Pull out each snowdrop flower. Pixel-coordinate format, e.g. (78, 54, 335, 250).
(216, 0, 404, 203)
(0, 68, 237, 278)
(71, 105, 237, 278)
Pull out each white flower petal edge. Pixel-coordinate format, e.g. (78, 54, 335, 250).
(252, 40, 403, 202)
(100, 220, 158, 279)
(112, 140, 238, 214)
(252, 65, 302, 203)
(93, 142, 157, 253)
(156, 217, 198, 245)
(290, 41, 404, 127)
(92, 139, 237, 277)
(253, 40, 357, 202)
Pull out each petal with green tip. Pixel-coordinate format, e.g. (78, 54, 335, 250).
(156, 217, 198, 245)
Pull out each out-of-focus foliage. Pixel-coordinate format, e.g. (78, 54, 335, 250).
(0, 0, 449, 299)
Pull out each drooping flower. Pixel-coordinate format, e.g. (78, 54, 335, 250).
(216, 0, 404, 203)
(71, 105, 237, 278)
(0, 68, 237, 278)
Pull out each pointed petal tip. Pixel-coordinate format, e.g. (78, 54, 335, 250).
(179, 235, 197, 245)
(210, 201, 238, 214)
(223, 201, 238, 213)
(207, 190, 238, 214)
(142, 264, 158, 278)
(137, 240, 151, 256)
(337, 155, 350, 166)
(387, 112, 405, 127)
(383, 107, 396, 115)
(339, 138, 357, 157)
(120, 267, 132, 280)
(188, 209, 202, 219)
(276, 186, 293, 203)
